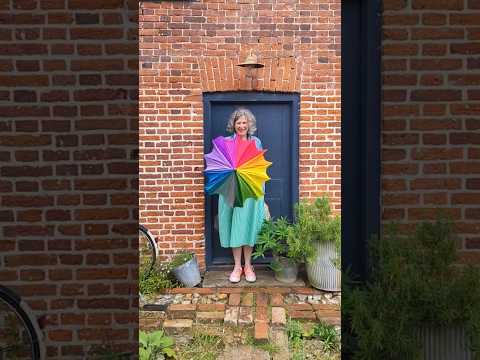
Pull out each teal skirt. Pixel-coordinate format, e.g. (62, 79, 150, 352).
(218, 195, 265, 248)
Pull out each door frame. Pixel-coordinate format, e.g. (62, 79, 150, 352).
(341, 0, 381, 282)
(203, 92, 300, 270)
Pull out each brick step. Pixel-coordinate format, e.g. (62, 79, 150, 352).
(163, 286, 326, 295)
(162, 319, 193, 335)
(164, 303, 339, 323)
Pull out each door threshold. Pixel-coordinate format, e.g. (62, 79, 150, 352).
(202, 269, 307, 288)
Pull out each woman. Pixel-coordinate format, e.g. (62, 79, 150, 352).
(218, 107, 265, 283)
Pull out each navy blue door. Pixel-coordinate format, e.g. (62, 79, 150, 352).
(203, 92, 299, 268)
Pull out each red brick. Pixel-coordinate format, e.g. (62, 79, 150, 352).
(288, 304, 313, 311)
(71, 28, 123, 39)
(241, 293, 254, 306)
(197, 304, 225, 312)
(49, 330, 72, 342)
(413, 0, 463, 10)
(68, 0, 123, 9)
(289, 310, 316, 320)
(451, 43, 480, 55)
(168, 304, 196, 319)
(270, 293, 284, 306)
(410, 59, 462, 71)
(422, 13, 446, 25)
(228, 293, 241, 306)
(255, 306, 269, 322)
(422, 44, 447, 56)
(254, 321, 269, 342)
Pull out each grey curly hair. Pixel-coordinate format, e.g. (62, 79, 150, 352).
(226, 107, 257, 136)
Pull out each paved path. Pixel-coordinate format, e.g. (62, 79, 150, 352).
(140, 286, 341, 359)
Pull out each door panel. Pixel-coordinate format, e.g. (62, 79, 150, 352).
(203, 93, 299, 268)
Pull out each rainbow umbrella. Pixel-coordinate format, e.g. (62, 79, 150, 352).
(204, 136, 272, 207)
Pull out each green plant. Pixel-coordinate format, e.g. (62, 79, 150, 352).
(169, 252, 194, 269)
(139, 330, 176, 360)
(286, 319, 305, 351)
(177, 331, 224, 360)
(295, 197, 341, 267)
(312, 321, 340, 352)
(253, 216, 314, 271)
(343, 217, 480, 359)
(139, 262, 180, 296)
(255, 342, 280, 355)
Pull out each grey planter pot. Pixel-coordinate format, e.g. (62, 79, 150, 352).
(306, 241, 341, 291)
(172, 255, 201, 287)
(273, 256, 298, 283)
(419, 325, 474, 360)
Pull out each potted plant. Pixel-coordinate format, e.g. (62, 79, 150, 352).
(296, 197, 341, 291)
(343, 217, 480, 359)
(253, 217, 308, 283)
(170, 252, 201, 287)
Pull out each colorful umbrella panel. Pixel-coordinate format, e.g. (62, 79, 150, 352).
(204, 136, 272, 208)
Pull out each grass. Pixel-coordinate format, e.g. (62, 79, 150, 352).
(286, 319, 306, 359)
(177, 331, 224, 360)
(312, 321, 340, 352)
(286, 319, 341, 360)
(245, 333, 280, 356)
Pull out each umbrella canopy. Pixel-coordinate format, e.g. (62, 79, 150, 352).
(204, 136, 272, 207)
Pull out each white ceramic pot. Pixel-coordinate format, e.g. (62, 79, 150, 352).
(418, 324, 473, 360)
(306, 241, 341, 291)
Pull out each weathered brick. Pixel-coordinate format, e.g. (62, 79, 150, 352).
(238, 306, 253, 325)
(228, 293, 241, 306)
(271, 307, 286, 326)
(289, 310, 316, 321)
(196, 311, 224, 323)
(163, 319, 193, 335)
(254, 321, 269, 342)
(224, 306, 239, 325)
(167, 304, 196, 319)
(241, 292, 254, 306)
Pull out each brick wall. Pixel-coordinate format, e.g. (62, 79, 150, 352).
(139, 0, 341, 269)
(0, 0, 138, 358)
(382, 0, 480, 264)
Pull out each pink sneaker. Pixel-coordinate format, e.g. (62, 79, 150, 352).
(229, 267, 243, 283)
(244, 265, 256, 283)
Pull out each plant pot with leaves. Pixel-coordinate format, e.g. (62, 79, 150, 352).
(170, 252, 201, 287)
(343, 217, 480, 359)
(296, 197, 341, 291)
(253, 217, 306, 283)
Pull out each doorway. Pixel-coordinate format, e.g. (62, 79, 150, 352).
(203, 92, 300, 269)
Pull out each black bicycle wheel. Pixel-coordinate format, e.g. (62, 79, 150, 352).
(139, 224, 158, 277)
(0, 286, 42, 360)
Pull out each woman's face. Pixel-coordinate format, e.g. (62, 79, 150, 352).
(234, 115, 249, 138)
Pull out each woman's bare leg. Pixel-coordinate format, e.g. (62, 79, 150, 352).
(232, 247, 243, 269)
(243, 246, 256, 282)
(229, 247, 243, 283)
(243, 246, 253, 268)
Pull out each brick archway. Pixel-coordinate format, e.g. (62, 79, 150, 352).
(197, 56, 303, 93)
